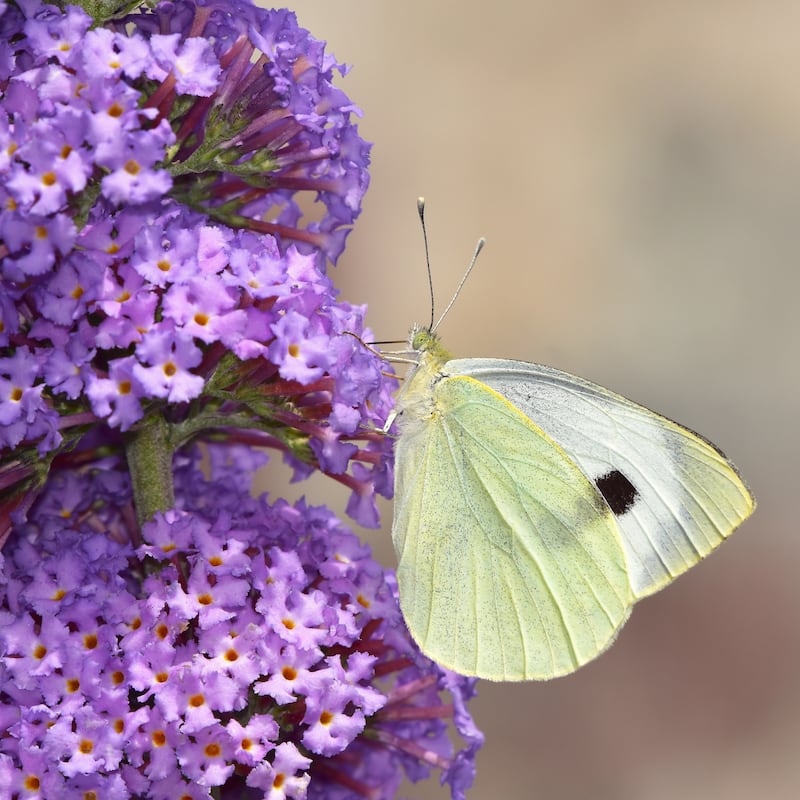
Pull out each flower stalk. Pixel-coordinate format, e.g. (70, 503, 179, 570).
(124, 413, 175, 526)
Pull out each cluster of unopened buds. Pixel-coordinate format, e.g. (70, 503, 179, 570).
(0, 1, 482, 798)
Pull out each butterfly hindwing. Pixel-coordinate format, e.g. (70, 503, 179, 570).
(393, 372, 633, 680)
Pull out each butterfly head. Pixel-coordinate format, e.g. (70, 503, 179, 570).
(409, 325, 452, 366)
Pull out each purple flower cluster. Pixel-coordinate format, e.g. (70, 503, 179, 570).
(1, 0, 368, 260)
(0, 0, 387, 529)
(0, 448, 482, 799)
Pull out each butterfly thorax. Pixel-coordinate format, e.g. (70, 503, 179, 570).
(391, 327, 453, 430)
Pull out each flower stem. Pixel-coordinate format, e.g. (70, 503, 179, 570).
(125, 414, 175, 527)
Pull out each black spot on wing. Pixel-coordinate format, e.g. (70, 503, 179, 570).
(595, 470, 639, 516)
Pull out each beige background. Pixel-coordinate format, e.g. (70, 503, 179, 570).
(257, 2, 799, 797)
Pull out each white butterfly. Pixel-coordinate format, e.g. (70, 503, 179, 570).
(388, 206, 754, 681)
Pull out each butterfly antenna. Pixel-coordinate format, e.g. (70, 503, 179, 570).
(431, 235, 486, 334)
(417, 197, 436, 332)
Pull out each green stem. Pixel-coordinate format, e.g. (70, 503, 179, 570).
(125, 414, 175, 527)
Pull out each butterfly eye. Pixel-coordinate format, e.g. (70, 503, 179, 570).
(594, 470, 639, 516)
(411, 329, 428, 351)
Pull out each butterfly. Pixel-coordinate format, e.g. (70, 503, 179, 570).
(387, 206, 755, 681)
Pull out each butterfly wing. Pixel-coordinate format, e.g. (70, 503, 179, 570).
(449, 358, 755, 599)
(393, 373, 632, 680)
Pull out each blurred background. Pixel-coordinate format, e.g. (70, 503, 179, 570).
(258, 2, 799, 797)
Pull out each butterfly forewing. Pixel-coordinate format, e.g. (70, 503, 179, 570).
(451, 358, 755, 599)
(393, 373, 633, 680)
